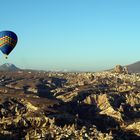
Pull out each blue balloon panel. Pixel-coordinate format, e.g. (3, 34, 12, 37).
(0, 31, 18, 56)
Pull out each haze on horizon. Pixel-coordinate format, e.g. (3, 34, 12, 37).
(0, 0, 140, 71)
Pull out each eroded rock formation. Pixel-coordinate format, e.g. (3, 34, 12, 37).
(0, 70, 139, 139)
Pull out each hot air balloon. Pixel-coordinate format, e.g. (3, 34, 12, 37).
(0, 31, 18, 59)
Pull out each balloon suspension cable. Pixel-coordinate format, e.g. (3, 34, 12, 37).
(4, 54, 8, 59)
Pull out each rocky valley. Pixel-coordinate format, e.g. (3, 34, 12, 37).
(0, 66, 139, 139)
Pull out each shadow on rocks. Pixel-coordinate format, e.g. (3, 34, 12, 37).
(37, 84, 55, 99)
(108, 93, 126, 109)
(48, 101, 119, 132)
(121, 103, 140, 121)
(113, 129, 140, 140)
(37, 77, 67, 99)
(51, 77, 67, 87)
(0, 134, 18, 140)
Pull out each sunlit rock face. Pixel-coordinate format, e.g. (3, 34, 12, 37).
(114, 65, 124, 73)
(113, 65, 129, 74)
(0, 70, 139, 139)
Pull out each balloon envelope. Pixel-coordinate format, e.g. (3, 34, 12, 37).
(0, 31, 18, 56)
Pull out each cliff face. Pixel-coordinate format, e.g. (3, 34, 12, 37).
(0, 71, 139, 139)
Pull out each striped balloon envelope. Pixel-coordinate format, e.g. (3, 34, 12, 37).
(0, 31, 18, 58)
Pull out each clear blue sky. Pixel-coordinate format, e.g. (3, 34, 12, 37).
(0, 0, 140, 71)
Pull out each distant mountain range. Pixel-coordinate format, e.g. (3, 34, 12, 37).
(0, 63, 20, 71)
(0, 61, 140, 73)
(127, 61, 140, 73)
